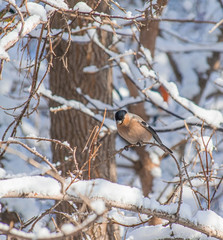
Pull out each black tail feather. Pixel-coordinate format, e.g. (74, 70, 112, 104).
(161, 144, 173, 154)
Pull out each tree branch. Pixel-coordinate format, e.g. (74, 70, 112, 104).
(0, 176, 223, 239)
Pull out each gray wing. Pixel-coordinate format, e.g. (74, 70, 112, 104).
(139, 120, 173, 153)
(139, 121, 163, 145)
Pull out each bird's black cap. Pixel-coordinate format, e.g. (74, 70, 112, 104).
(115, 110, 127, 122)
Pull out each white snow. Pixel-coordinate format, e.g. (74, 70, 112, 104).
(118, 87, 130, 98)
(0, 14, 42, 58)
(21, 2, 47, 21)
(151, 167, 161, 177)
(126, 11, 132, 18)
(7, 0, 15, 4)
(90, 199, 106, 215)
(67, 178, 144, 206)
(83, 65, 99, 73)
(38, 84, 117, 131)
(1, 0, 223, 239)
(0, 222, 34, 238)
(179, 200, 194, 220)
(144, 88, 168, 108)
(127, 224, 217, 240)
(76, 87, 113, 110)
(44, 0, 68, 10)
(195, 210, 223, 230)
(160, 80, 223, 127)
(127, 225, 170, 240)
(214, 76, 223, 87)
(194, 136, 214, 152)
(21, 122, 39, 137)
(61, 223, 75, 234)
(0, 30, 19, 51)
(140, 65, 156, 79)
(0, 176, 223, 238)
(120, 62, 132, 75)
(20, 15, 42, 37)
(0, 45, 9, 61)
(183, 0, 193, 11)
(0, 176, 61, 197)
(38, 84, 94, 117)
(109, 208, 149, 226)
(73, 2, 92, 12)
(150, 152, 160, 165)
(62, 141, 70, 147)
(36, 227, 51, 238)
(0, 168, 6, 178)
(140, 46, 152, 63)
(64, 33, 91, 43)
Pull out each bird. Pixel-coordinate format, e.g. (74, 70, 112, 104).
(115, 110, 172, 153)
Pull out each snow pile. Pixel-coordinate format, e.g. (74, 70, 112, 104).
(127, 224, 217, 240)
(0, 2, 48, 60)
(193, 136, 214, 152)
(0, 176, 223, 238)
(73, 2, 92, 12)
(0, 176, 61, 197)
(160, 80, 223, 127)
(0, 45, 9, 61)
(67, 178, 144, 206)
(44, 0, 68, 10)
(21, 2, 47, 21)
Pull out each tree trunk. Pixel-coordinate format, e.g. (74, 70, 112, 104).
(49, 39, 116, 181)
(49, 1, 119, 239)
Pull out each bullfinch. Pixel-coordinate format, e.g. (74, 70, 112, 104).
(115, 110, 172, 153)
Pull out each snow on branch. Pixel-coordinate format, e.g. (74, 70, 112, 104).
(161, 81, 223, 128)
(1, 14, 43, 60)
(76, 87, 143, 111)
(0, 140, 65, 189)
(1, 176, 223, 239)
(38, 85, 116, 131)
(143, 78, 223, 128)
(0, 2, 47, 61)
(41, 0, 68, 10)
(84, 22, 223, 131)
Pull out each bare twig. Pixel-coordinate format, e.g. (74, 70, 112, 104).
(0, 141, 65, 192)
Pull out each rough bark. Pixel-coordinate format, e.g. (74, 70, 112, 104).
(49, 39, 116, 180)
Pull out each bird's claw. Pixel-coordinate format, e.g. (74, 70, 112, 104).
(124, 146, 129, 151)
(136, 142, 142, 147)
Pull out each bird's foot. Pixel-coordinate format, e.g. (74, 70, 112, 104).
(124, 146, 129, 151)
(136, 142, 142, 147)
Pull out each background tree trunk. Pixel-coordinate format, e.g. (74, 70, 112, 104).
(49, 1, 119, 239)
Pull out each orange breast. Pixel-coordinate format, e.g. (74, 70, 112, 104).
(117, 119, 152, 144)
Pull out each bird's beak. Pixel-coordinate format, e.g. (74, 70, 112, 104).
(116, 120, 123, 125)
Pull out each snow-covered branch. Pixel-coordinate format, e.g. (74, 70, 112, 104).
(0, 2, 47, 61)
(76, 87, 143, 111)
(38, 85, 116, 131)
(1, 176, 223, 239)
(153, 79, 223, 128)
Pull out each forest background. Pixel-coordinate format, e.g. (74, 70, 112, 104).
(0, 0, 223, 239)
